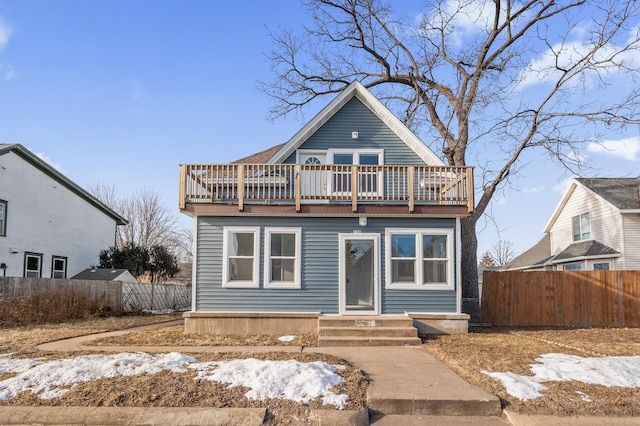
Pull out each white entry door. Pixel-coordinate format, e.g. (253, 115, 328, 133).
(339, 233, 380, 315)
(298, 151, 328, 199)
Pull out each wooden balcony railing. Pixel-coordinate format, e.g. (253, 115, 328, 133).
(179, 164, 474, 213)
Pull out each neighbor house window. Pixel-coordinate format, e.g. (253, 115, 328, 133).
(563, 263, 583, 271)
(385, 228, 454, 290)
(593, 262, 610, 271)
(222, 227, 260, 288)
(572, 212, 590, 241)
(24, 252, 43, 277)
(52, 256, 67, 278)
(264, 228, 301, 289)
(0, 200, 6, 236)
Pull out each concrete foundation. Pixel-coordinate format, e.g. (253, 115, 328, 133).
(408, 313, 469, 335)
(183, 312, 319, 336)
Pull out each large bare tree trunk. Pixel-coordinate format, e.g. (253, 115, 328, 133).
(461, 215, 480, 299)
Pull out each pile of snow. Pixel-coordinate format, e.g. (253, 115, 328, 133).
(0, 352, 348, 408)
(277, 335, 296, 342)
(483, 353, 640, 400)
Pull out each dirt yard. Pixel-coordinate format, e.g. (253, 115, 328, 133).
(0, 314, 367, 425)
(423, 326, 640, 417)
(2, 315, 640, 421)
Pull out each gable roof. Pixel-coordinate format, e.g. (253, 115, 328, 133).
(233, 143, 286, 164)
(266, 81, 445, 166)
(501, 234, 553, 271)
(0, 144, 127, 225)
(551, 240, 619, 263)
(544, 176, 640, 232)
(576, 177, 640, 210)
(71, 268, 138, 282)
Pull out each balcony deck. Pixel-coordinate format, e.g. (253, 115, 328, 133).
(179, 164, 474, 216)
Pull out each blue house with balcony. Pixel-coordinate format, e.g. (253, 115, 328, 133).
(179, 81, 474, 345)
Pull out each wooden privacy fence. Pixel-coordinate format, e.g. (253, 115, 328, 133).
(0, 277, 191, 313)
(483, 271, 640, 327)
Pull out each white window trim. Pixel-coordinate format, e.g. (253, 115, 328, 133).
(24, 252, 43, 278)
(264, 227, 302, 289)
(52, 256, 67, 279)
(327, 149, 384, 165)
(0, 199, 6, 237)
(572, 212, 591, 242)
(385, 228, 455, 291)
(222, 226, 260, 288)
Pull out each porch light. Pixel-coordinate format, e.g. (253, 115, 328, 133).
(359, 216, 367, 226)
(352, 131, 359, 139)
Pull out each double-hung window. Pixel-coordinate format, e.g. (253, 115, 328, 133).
(572, 212, 590, 241)
(52, 256, 67, 278)
(0, 200, 6, 237)
(222, 227, 260, 288)
(24, 252, 43, 278)
(328, 149, 383, 196)
(264, 228, 301, 289)
(386, 229, 454, 290)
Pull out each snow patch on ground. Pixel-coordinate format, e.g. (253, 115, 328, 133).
(0, 353, 348, 408)
(483, 353, 640, 400)
(277, 335, 296, 342)
(190, 358, 348, 408)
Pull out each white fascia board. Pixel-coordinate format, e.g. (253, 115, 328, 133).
(543, 180, 577, 233)
(267, 81, 444, 166)
(550, 253, 620, 264)
(620, 209, 640, 214)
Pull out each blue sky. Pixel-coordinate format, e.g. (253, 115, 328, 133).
(1, 1, 638, 259)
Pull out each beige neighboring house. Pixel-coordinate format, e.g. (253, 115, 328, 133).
(503, 177, 640, 271)
(72, 268, 139, 283)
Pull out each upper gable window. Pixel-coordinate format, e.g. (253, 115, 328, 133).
(572, 212, 590, 241)
(328, 150, 383, 166)
(0, 200, 6, 237)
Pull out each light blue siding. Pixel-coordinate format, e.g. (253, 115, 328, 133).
(283, 98, 428, 165)
(195, 216, 457, 314)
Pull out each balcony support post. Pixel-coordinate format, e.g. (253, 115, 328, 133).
(351, 165, 358, 212)
(295, 165, 301, 212)
(237, 165, 244, 211)
(179, 164, 186, 210)
(408, 166, 415, 213)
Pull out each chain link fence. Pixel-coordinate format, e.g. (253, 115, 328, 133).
(121, 282, 191, 313)
(462, 298, 491, 327)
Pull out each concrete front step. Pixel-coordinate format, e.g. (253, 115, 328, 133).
(318, 316, 414, 328)
(318, 336, 422, 347)
(319, 326, 418, 338)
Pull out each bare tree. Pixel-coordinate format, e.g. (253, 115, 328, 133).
(478, 251, 497, 267)
(89, 183, 192, 263)
(490, 240, 517, 266)
(261, 0, 640, 299)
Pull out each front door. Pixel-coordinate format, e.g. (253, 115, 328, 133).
(339, 234, 379, 315)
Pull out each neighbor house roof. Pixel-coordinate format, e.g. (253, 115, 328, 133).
(501, 234, 553, 271)
(266, 81, 445, 166)
(72, 268, 138, 282)
(545, 176, 640, 232)
(0, 144, 128, 225)
(575, 177, 640, 210)
(551, 240, 620, 263)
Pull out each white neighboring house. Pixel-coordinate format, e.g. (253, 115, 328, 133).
(0, 144, 127, 278)
(503, 177, 640, 271)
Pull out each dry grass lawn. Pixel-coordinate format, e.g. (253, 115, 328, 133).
(3, 316, 640, 421)
(423, 326, 640, 417)
(0, 314, 367, 425)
